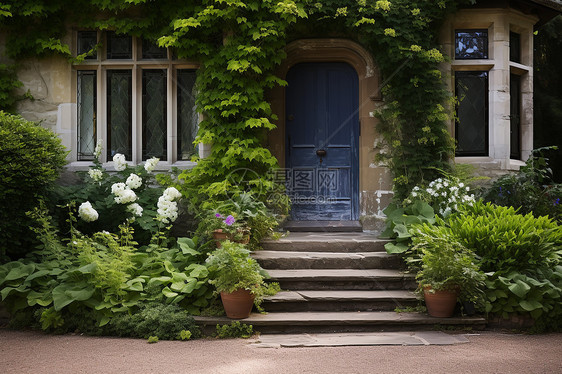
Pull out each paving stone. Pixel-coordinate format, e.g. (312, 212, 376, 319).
(265, 290, 417, 303)
(267, 269, 413, 281)
(253, 250, 401, 269)
(262, 232, 390, 252)
(252, 331, 470, 348)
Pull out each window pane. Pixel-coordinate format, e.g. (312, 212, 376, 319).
(142, 39, 167, 60)
(455, 30, 488, 59)
(510, 32, 521, 63)
(77, 71, 96, 160)
(177, 70, 198, 160)
(107, 32, 132, 59)
(510, 74, 521, 159)
(77, 31, 97, 60)
(142, 69, 167, 160)
(455, 71, 488, 156)
(107, 70, 132, 159)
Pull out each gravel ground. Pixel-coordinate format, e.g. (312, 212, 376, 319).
(1, 329, 561, 374)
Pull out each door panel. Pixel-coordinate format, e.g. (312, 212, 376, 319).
(286, 62, 359, 221)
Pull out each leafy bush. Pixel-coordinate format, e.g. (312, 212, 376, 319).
(413, 201, 562, 330)
(0, 207, 213, 335)
(53, 149, 177, 246)
(0, 111, 67, 260)
(409, 221, 486, 306)
(206, 241, 279, 309)
(109, 303, 200, 340)
(216, 321, 254, 339)
(448, 202, 562, 275)
(483, 147, 562, 222)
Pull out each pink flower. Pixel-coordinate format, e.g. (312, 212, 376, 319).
(215, 213, 222, 218)
(224, 215, 235, 226)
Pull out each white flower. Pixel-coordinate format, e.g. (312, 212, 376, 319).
(411, 191, 418, 197)
(78, 201, 99, 222)
(114, 188, 137, 204)
(459, 182, 465, 188)
(426, 188, 434, 195)
(144, 157, 159, 173)
(413, 186, 420, 191)
(163, 187, 182, 201)
(126, 174, 142, 189)
(435, 183, 442, 190)
(443, 181, 449, 187)
(111, 183, 127, 195)
(157, 196, 178, 223)
(94, 139, 103, 159)
(113, 153, 127, 171)
(127, 203, 143, 217)
(88, 168, 104, 182)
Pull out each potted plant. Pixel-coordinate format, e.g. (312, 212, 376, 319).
(205, 241, 278, 319)
(200, 213, 250, 247)
(409, 223, 485, 317)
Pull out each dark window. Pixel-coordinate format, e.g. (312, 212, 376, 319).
(455, 71, 488, 156)
(107, 32, 132, 59)
(77, 71, 97, 160)
(455, 30, 488, 59)
(142, 69, 167, 160)
(510, 74, 521, 159)
(510, 32, 521, 63)
(142, 39, 167, 60)
(77, 31, 98, 60)
(107, 70, 132, 159)
(177, 70, 198, 160)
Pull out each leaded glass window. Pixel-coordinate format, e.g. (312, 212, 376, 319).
(455, 71, 488, 156)
(77, 71, 96, 160)
(142, 39, 167, 60)
(107, 70, 132, 159)
(77, 31, 97, 60)
(510, 32, 521, 63)
(107, 32, 132, 59)
(142, 69, 167, 160)
(510, 74, 521, 159)
(177, 70, 198, 160)
(455, 30, 488, 60)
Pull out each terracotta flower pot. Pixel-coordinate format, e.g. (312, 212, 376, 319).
(213, 229, 230, 248)
(423, 285, 459, 318)
(220, 289, 255, 319)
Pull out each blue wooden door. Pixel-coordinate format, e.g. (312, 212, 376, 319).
(285, 62, 359, 221)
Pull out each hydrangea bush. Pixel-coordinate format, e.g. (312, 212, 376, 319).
(53, 141, 180, 245)
(404, 177, 475, 218)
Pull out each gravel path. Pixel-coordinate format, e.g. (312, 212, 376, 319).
(1, 329, 561, 374)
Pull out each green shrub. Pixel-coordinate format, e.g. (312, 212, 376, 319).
(109, 303, 200, 340)
(483, 147, 561, 222)
(216, 321, 254, 339)
(448, 202, 562, 275)
(0, 111, 67, 260)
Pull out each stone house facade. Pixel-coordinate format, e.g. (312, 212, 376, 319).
(1, 0, 561, 229)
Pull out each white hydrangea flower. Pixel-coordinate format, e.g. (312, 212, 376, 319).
(78, 201, 99, 222)
(163, 187, 182, 200)
(88, 168, 104, 182)
(111, 182, 127, 195)
(459, 182, 465, 188)
(126, 174, 142, 189)
(157, 196, 178, 223)
(113, 153, 127, 171)
(127, 203, 143, 217)
(411, 191, 418, 197)
(94, 139, 103, 159)
(114, 188, 137, 204)
(144, 157, 159, 173)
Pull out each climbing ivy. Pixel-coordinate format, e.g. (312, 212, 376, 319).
(0, 0, 473, 203)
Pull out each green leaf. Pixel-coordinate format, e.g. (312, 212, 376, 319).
(162, 286, 178, 298)
(177, 237, 199, 256)
(384, 242, 408, 254)
(519, 299, 543, 311)
(508, 279, 531, 298)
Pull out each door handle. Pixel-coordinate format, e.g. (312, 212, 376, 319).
(316, 149, 327, 157)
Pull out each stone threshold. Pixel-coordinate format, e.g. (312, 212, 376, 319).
(252, 331, 472, 348)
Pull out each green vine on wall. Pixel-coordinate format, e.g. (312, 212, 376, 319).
(0, 0, 473, 205)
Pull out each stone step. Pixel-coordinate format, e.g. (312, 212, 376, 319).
(253, 251, 402, 270)
(195, 312, 487, 335)
(283, 221, 362, 232)
(266, 269, 417, 290)
(262, 232, 389, 253)
(262, 290, 419, 312)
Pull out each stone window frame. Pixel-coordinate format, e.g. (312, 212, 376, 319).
(70, 30, 200, 171)
(443, 8, 537, 172)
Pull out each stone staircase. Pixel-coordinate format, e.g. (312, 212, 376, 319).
(195, 232, 486, 334)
